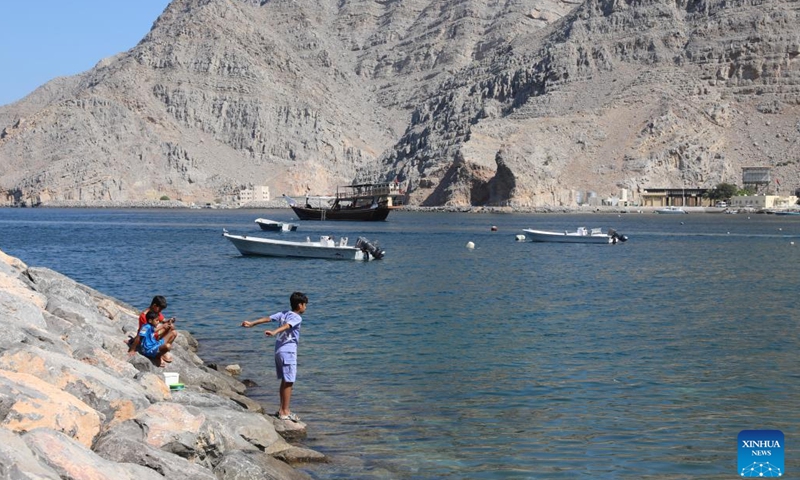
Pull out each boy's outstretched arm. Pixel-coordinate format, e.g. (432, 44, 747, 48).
(241, 317, 273, 328)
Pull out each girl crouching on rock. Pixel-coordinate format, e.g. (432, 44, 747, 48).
(129, 310, 175, 367)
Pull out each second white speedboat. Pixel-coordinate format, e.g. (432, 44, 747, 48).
(254, 218, 298, 232)
(522, 227, 627, 244)
(223, 231, 384, 260)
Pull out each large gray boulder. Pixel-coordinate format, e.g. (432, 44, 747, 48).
(131, 402, 290, 469)
(43, 295, 126, 351)
(23, 428, 164, 480)
(0, 251, 26, 276)
(168, 390, 247, 411)
(71, 345, 140, 378)
(0, 320, 28, 356)
(93, 420, 217, 480)
(272, 416, 309, 442)
(146, 352, 247, 395)
(0, 289, 48, 333)
(214, 450, 312, 480)
(0, 370, 101, 448)
(273, 445, 328, 465)
(217, 388, 265, 413)
(0, 428, 60, 479)
(25, 267, 100, 311)
(133, 402, 251, 468)
(0, 346, 152, 427)
(202, 407, 288, 454)
(0, 267, 46, 310)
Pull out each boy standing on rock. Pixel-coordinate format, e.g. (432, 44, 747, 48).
(241, 292, 308, 422)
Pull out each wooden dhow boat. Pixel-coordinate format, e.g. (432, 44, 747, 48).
(283, 182, 404, 221)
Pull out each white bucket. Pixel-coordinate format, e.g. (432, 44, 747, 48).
(163, 372, 180, 386)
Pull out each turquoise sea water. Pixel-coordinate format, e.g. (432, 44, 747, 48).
(2, 208, 799, 479)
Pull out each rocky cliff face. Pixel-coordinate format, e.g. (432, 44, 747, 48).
(384, 0, 800, 206)
(0, 0, 797, 206)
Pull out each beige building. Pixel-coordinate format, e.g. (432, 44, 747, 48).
(729, 194, 798, 210)
(640, 188, 710, 207)
(238, 185, 271, 205)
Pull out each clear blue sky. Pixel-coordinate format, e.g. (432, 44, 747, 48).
(0, 1, 172, 106)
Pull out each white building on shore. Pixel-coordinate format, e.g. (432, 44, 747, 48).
(238, 185, 271, 206)
(729, 194, 798, 210)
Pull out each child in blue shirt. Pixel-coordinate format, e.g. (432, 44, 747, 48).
(132, 310, 174, 367)
(241, 292, 308, 422)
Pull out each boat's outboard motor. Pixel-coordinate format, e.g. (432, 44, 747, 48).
(356, 237, 385, 260)
(607, 229, 628, 244)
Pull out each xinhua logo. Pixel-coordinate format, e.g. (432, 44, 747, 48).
(738, 430, 784, 477)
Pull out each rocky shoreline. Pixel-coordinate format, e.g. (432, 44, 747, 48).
(0, 248, 324, 479)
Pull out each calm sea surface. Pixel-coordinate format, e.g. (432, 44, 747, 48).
(1, 208, 799, 479)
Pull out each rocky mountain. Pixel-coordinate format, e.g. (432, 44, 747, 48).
(386, 0, 800, 206)
(1, 0, 798, 207)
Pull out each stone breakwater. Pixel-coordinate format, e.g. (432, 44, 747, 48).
(0, 248, 323, 479)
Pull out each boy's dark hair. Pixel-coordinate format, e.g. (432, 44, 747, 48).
(290, 292, 308, 310)
(150, 295, 168, 309)
(145, 310, 159, 322)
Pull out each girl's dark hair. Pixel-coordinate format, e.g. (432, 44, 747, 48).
(290, 292, 308, 310)
(146, 310, 159, 322)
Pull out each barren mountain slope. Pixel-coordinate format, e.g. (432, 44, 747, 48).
(382, 0, 800, 206)
(1, 0, 387, 203)
(0, 0, 570, 205)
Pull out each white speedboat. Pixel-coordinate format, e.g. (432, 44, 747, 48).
(655, 206, 688, 214)
(522, 227, 627, 244)
(223, 231, 384, 260)
(254, 218, 298, 232)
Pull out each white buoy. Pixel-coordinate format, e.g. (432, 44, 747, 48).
(515, 234, 526, 241)
(791, 241, 795, 246)
(466, 241, 475, 249)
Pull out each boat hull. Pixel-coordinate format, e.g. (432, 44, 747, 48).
(290, 205, 391, 221)
(655, 207, 688, 214)
(255, 218, 298, 231)
(523, 229, 614, 244)
(224, 233, 368, 260)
